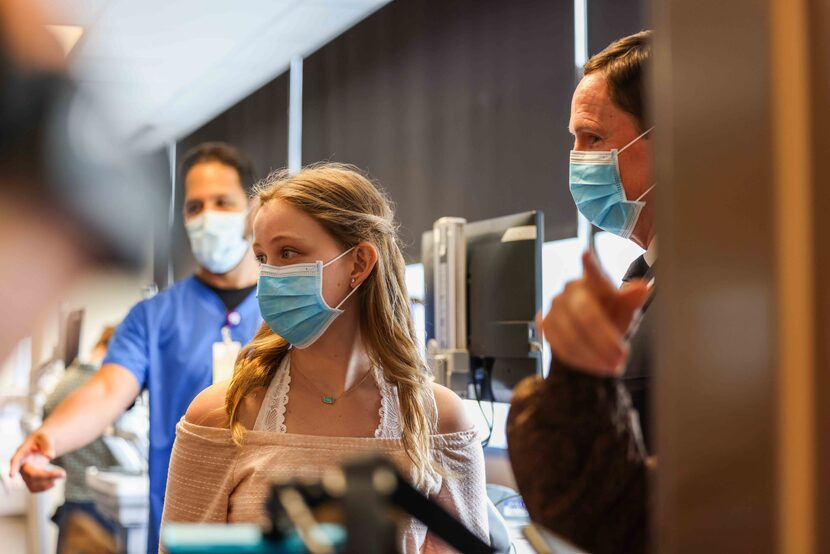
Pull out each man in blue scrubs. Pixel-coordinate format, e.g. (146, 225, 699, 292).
(10, 142, 263, 553)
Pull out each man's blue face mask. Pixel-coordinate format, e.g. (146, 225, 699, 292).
(569, 127, 655, 239)
(257, 247, 360, 349)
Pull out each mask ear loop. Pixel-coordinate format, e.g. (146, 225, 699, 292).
(635, 183, 656, 202)
(334, 281, 362, 310)
(321, 246, 362, 310)
(619, 126, 655, 153)
(620, 182, 657, 238)
(617, 127, 656, 202)
(322, 246, 356, 268)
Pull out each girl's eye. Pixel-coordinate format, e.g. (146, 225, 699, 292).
(281, 249, 299, 259)
(255, 254, 267, 264)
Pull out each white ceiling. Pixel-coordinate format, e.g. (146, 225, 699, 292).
(38, 0, 391, 149)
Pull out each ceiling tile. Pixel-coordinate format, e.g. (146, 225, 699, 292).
(67, 0, 391, 148)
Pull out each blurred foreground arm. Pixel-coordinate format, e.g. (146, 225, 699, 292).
(9, 364, 140, 492)
(506, 252, 652, 553)
(507, 365, 649, 554)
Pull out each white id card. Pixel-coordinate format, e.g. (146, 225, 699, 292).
(212, 326, 241, 384)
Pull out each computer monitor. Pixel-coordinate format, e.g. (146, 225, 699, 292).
(422, 211, 544, 402)
(57, 308, 84, 367)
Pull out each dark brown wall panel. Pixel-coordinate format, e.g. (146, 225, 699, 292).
(174, 73, 289, 279)
(588, 0, 647, 58)
(302, 0, 576, 259)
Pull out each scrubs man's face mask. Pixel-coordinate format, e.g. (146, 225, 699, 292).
(569, 127, 655, 239)
(185, 210, 251, 274)
(257, 247, 361, 349)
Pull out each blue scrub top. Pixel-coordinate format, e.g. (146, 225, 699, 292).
(103, 276, 261, 554)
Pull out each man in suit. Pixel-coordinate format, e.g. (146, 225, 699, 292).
(507, 30, 656, 554)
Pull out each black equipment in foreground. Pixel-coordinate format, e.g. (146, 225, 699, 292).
(266, 456, 494, 554)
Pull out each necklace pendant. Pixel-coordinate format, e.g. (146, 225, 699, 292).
(322, 395, 335, 405)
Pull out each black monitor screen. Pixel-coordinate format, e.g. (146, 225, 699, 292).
(423, 211, 544, 401)
(58, 309, 84, 367)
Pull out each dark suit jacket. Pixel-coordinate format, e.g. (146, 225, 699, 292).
(621, 255, 655, 450)
(506, 255, 654, 554)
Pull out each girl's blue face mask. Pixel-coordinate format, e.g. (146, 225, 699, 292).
(257, 247, 359, 349)
(569, 127, 655, 239)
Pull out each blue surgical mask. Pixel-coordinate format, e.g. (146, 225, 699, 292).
(185, 210, 251, 274)
(569, 127, 655, 239)
(257, 247, 360, 349)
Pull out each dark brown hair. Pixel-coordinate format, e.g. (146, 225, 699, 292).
(179, 142, 256, 193)
(584, 30, 652, 130)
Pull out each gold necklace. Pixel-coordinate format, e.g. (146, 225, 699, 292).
(292, 364, 373, 405)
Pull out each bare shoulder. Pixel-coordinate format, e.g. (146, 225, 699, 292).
(430, 382, 474, 434)
(185, 381, 268, 430)
(185, 382, 230, 427)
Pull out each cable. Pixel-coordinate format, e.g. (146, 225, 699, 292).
(493, 494, 523, 509)
(473, 364, 495, 448)
(486, 362, 498, 403)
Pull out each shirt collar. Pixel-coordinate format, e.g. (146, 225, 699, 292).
(644, 237, 658, 267)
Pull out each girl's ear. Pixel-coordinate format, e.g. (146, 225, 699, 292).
(350, 242, 379, 286)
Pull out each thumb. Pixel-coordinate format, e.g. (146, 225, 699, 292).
(582, 251, 617, 299)
(611, 282, 651, 332)
(28, 453, 65, 477)
(9, 440, 35, 477)
(10, 433, 54, 477)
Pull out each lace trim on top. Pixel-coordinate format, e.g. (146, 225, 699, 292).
(253, 357, 434, 438)
(371, 366, 438, 438)
(253, 356, 291, 433)
(374, 365, 402, 439)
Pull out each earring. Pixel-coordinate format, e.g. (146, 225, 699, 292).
(351, 278, 356, 284)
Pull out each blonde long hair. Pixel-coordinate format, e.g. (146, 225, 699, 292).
(225, 163, 436, 485)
